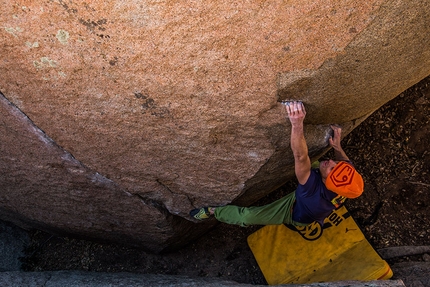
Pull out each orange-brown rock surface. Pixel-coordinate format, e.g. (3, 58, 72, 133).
(0, 0, 429, 252)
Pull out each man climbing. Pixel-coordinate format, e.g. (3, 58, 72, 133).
(190, 101, 364, 227)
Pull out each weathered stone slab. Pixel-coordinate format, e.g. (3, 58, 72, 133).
(0, 271, 406, 287)
(0, 94, 199, 252)
(378, 246, 430, 260)
(391, 262, 430, 287)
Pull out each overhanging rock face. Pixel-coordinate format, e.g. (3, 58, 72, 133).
(0, 0, 429, 252)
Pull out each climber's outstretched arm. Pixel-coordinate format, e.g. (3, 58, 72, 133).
(285, 101, 311, 185)
(329, 125, 350, 161)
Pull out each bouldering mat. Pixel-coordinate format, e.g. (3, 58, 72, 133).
(247, 205, 392, 285)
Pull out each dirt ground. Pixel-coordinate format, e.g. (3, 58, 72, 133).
(21, 76, 429, 285)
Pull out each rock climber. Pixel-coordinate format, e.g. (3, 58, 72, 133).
(190, 101, 364, 227)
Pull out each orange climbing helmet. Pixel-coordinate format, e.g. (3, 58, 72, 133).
(325, 161, 364, 198)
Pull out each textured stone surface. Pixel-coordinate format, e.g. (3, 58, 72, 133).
(391, 262, 430, 287)
(0, 221, 29, 271)
(0, 94, 189, 251)
(0, 271, 406, 287)
(378, 246, 430, 260)
(0, 0, 429, 251)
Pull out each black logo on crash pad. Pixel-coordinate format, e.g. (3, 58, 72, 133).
(285, 210, 351, 241)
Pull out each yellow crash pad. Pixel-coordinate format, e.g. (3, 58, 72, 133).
(247, 206, 392, 285)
